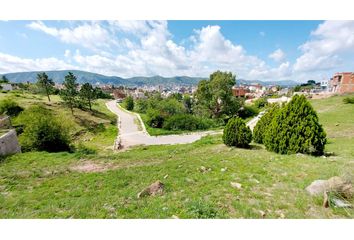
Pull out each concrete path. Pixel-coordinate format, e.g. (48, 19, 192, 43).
(106, 100, 221, 149)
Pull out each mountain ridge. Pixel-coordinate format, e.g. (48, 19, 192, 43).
(1, 70, 299, 87)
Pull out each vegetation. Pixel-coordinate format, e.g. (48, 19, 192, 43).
(123, 96, 134, 111)
(253, 104, 280, 144)
(0, 98, 24, 117)
(237, 105, 259, 119)
(0, 75, 9, 83)
(264, 95, 327, 155)
(16, 106, 71, 152)
(163, 114, 214, 131)
(36, 72, 55, 102)
(253, 97, 268, 109)
(0, 93, 353, 218)
(60, 72, 79, 114)
(222, 117, 252, 148)
(79, 83, 97, 111)
(343, 96, 354, 104)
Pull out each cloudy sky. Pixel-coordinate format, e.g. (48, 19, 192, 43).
(1, 20, 354, 82)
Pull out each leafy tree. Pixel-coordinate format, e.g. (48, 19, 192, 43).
(264, 95, 327, 155)
(79, 83, 97, 111)
(294, 85, 301, 92)
(146, 108, 165, 128)
(194, 71, 238, 119)
(222, 116, 252, 148)
(0, 98, 24, 117)
(0, 75, 9, 83)
(254, 97, 268, 109)
(36, 72, 55, 102)
(60, 72, 78, 115)
(124, 96, 134, 111)
(16, 105, 71, 152)
(253, 104, 281, 144)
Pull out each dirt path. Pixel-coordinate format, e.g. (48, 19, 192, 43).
(106, 100, 221, 148)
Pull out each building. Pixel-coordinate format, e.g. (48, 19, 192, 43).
(329, 72, 354, 94)
(232, 86, 249, 97)
(0, 83, 13, 91)
(320, 80, 329, 91)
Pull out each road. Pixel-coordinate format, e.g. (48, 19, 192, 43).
(106, 100, 221, 149)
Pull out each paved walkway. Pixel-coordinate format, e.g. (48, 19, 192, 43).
(106, 100, 221, 148)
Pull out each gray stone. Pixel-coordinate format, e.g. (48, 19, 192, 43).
(137, 180, 164, 198)
(306, 176, 352, 198)
(332, 198, 352, 208)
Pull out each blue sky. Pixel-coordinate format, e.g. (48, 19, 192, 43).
(1, 20, 354, 82)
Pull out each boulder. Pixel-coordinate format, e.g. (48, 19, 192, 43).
(137, 180, 164, 198)
(306, 176, 352, 198)
(230, 182, 242, 189)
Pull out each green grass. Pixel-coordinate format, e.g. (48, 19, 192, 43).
(0, 93, 353, 218)
(0, 91, 117, 152)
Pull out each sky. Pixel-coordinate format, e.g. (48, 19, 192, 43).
(0, 20, 354, 82)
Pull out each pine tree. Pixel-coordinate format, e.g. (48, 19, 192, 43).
(253, 104, 281, 144)
(60, 72, 78, 115)
(264, 94, 327, 155)
(223, 116, 252, 148)
(79, 83, 97, 111)
(36, 72, 55, 102)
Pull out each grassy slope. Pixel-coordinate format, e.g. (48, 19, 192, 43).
(0, 93, 353, 218)
(0, 91, 117, 152)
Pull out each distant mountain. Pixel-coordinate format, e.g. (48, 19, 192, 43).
(1, 70, 299, 87)
(1, 70, 202, 87)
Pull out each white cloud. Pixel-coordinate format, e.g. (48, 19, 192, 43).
(294, 20, 354, 72)
(27, 21, 117, 51)
(269, 48, 285, 62)
(0, 52, 75, 74)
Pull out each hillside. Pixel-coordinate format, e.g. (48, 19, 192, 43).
(0, 93, 353, 218)
(1, 70, 298, 87)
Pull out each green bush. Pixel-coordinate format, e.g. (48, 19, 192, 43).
(16, 106, 71, 152)
(238, 105, 259, 119)
(222, 116, 252, 148)
(146, 109, 165, 128)
(0, 98, 24, 117)
(163, 114, 214, 131)
(124, 96, 134, 111)
(253, 104, 281, 144)
(343, 97, 354, 104)
(264, 95, 327, 155)
(254, 97, 268, 109)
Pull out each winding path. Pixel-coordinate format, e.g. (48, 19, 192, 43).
(106, 100, 221, 148)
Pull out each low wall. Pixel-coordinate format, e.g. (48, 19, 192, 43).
(0, 116, 11, 128)
(0, 129, 21, 156)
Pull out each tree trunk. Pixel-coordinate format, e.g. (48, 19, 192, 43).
(89, 99, 92, 111)
(45, 86, 51, 102)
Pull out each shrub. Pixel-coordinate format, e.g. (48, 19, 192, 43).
(163, 114, 214, 131)
(343, 97, 354, 104)
(253, 104, 281, 144)
(135, 99, 149, 113)
(222, 116, 252, 148)
(0, 98, 24, 117)
(254, 97, 268, 109)
(146, 109, 165, 128)
(264, 95, 327, 155)
(124, 96, 134, 111)
(16, 106, 71, 152)
(237, 105, 259, 119)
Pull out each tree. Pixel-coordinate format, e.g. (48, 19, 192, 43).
(0, 75, 9, 83)
(183, 95, 193, 114)
(253, 104, 281, 144)
(222, 117, 252, 148)
(0, 98, 24, 117)
(16, 105, 71, 152)
(194, 71, 238, 119)
(124, 96, 134, 111)
(79, 83, 97, 111)
(264, 95, 327, 155)
(36, 72, 55, 102)
(60, 72, 78, 115)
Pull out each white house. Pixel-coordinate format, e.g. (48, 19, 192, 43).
(0, 84, 13, 91)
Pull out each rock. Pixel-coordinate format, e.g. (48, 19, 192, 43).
(332, 198, 352, 208)
(163, 174, 169, 179)
(259, 210, 266, 218)
(199, 166, 211, 173)
(171, 215, 179, 219)
(275, 210, 285, 219)
(221, 167, 228, 172)
(230, 182, 242, 189)
(335, 123, 339, 126)
(137, 180, 164, 198)
(305, 176, 352, 198)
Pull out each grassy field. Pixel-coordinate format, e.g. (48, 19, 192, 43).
(0, 93, 353, 218)
(0, 91, 117, 152)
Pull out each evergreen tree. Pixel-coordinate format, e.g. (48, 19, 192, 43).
(222, 116, 252, 148)
(79, 83, 97, 111)
(264, 95, 327, 155)
(36, 72, 55, 102)
(60, 72, 78, 115)
(253, 104, 281, 144)
(0, 75, 9, 83)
